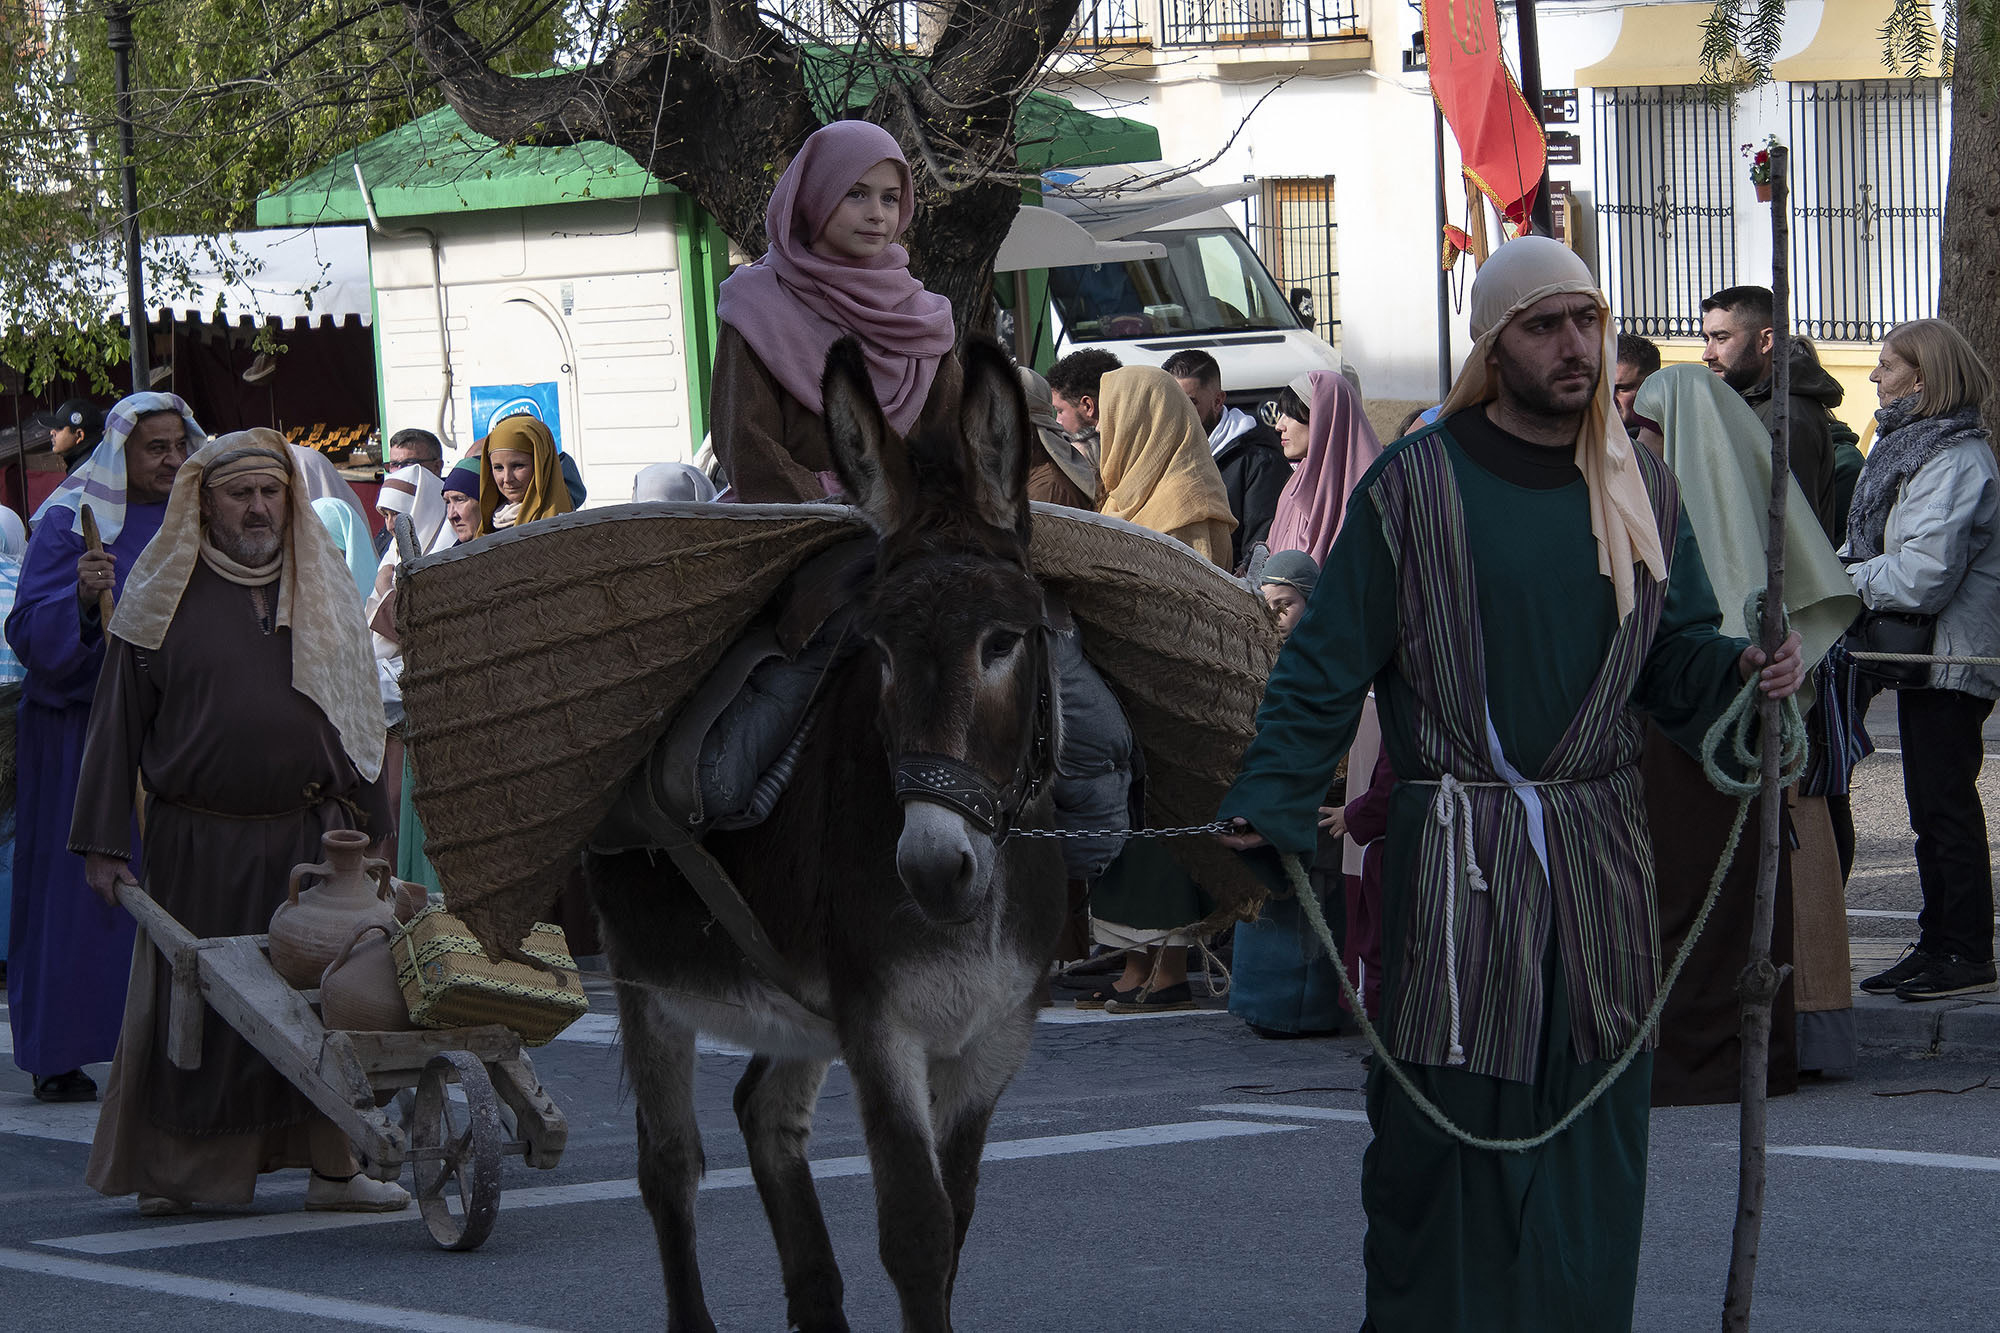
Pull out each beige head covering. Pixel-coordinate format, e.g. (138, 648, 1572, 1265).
(1439, 236, 1667, 620)
(111, 428, 387, 782)
(1096, 365, 1237, 567)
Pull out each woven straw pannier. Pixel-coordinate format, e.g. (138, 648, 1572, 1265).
(396, 501, 1282, 958)
(393, 905, 588, 1045)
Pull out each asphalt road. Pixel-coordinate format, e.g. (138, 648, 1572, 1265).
(5, 988, 2000, 1332)
(4, 698, 1996, 1332)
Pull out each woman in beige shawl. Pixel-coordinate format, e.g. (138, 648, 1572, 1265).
(1076, 366, 1236, 1011)
(1095, 366, 1236, 567)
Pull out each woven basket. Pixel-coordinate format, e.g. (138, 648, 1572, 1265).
(393, 905, 588, 1046)
(396, 501, 1280, 957)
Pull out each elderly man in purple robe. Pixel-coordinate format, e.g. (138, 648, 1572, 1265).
(5, 393, 202, 1103)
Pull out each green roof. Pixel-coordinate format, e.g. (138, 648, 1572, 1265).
(257, 70, 1160, 227)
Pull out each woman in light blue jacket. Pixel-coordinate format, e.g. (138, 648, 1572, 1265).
(1847, 319, 1999, 1003)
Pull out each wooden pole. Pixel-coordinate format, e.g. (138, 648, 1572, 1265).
(79, 503, 117, 625)
(1722, 144, 1792, 1332)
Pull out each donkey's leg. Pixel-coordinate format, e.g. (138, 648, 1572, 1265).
(734, 1055, 848, 1333)
(929, 1003, 1037, 1305)
(617, 984, 716, 1333)
(844, 1028, 956, 1333)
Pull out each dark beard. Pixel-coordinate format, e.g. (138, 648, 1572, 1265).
(213, 526, 282, 566)
(1719, 354, 1765, 393)
(1491, 342, 1598, 421)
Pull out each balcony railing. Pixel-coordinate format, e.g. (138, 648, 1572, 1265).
(1069, 0, 1148, 45)
(1161, 0, 1360, 45)
(763, 0, 921, 47)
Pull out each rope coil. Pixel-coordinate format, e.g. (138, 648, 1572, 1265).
(1276, 667, 1807, 1154)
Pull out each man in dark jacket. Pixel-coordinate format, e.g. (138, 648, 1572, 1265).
(1163, 349, 1289, 569)
(1700, 285, 1842, 540)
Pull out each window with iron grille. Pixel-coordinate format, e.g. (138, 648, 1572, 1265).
(1239, 176, 1341, 347)
(1163, 0, 1360, 46)
(1070, 0, 1147, 45)
(1787, 80, 1949, 344)
(1591, 86, 1738, 339)
(762, 0, 919, 47)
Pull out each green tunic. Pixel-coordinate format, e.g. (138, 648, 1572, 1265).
(1222, 415, 1748, 1332)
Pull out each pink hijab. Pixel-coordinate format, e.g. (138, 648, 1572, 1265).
(714, 120, 956, 435)
(1267, 371, 1384, 564)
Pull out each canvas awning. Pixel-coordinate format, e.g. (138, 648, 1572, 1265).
(1576, 4, 1728, 88)
(88, 227, 372, 328)
(992, 207, 1165, 272)
(1771, 0, 1943, 80)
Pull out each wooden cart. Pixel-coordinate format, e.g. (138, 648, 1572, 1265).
(119, 883, 569, 1251)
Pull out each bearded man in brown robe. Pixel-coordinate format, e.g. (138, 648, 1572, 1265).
(70, 429, 404, 1216)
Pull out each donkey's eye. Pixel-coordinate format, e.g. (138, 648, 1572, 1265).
(981, 631, 1022, 667)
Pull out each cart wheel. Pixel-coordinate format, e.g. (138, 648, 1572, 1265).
(409, 1051, 503, 1251)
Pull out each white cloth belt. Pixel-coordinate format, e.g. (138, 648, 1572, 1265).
(1412, 758, 1571, 1068)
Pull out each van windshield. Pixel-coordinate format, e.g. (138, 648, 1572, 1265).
(1047, 227, 1299, 341)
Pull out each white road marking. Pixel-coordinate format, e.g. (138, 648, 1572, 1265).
(41, 1117, 1307, 1256)
(1200, 1102, 1369, 1124)
(0, 1245, 562, 1332)
(1769, 1144, 2000, 1172)
(551, 1004, 1234, 1052)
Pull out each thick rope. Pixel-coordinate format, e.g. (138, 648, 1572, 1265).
(1846, 651, 2000, 667)
(1282, 670, 1807, 1154)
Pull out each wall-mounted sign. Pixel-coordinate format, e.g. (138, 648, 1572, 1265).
(470, 382, 564, 451)
(1541, 88, 1580, 125)
(1546, 131, 1582, 167)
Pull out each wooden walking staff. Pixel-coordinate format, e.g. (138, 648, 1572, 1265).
(81, 500, 148, 838)
(1722, 143, 1793, 1331)
(80, 503, 116, 625)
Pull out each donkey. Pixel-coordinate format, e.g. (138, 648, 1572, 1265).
(584, 334, 1067, 1333)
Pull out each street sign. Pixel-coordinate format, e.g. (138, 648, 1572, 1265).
(1541, 88, 1580, 125)
(1546, 131, 1581, 167)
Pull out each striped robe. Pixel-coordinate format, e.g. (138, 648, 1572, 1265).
(1223, 420, 1749, 1332)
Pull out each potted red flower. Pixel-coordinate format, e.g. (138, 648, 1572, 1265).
(1742, 135, 1780, 202)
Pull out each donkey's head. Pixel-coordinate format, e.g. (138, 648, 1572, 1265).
(823, 335, 1053, 926)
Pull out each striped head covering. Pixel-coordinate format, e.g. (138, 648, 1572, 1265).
(33, 392, 206, 543)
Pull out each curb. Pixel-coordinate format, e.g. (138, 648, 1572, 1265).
(1852, 991, 2000, 1057)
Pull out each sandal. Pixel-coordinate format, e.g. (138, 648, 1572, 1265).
(32, 1069, 99, 1103)
(1105, 982, 1197, 1014)
(1073, 983, 1140, 1010)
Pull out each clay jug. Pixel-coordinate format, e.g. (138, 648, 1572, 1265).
(320, 922, 415, 1031)
(390, 876, 427, 924)
(269, 828, 397, 988)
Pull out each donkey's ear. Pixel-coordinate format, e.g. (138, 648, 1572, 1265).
(956, 337, 1032, 541)
(822, 337, 910, 533)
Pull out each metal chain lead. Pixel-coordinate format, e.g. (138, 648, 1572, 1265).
(1009, 820, 1232, 841)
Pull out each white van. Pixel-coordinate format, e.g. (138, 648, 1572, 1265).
(1032, 166, 1354, 414)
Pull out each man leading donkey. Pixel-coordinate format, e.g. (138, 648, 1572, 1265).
(1221, 237, 1805, 1331)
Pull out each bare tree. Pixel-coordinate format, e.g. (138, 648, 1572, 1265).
(396, 0, 1087, 331)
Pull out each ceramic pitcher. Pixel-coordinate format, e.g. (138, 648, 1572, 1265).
(319, 922, 416, 1031)
(269, 828, 397, 988)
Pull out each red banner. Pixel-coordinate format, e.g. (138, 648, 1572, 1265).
(1424, 0, 1546, 233)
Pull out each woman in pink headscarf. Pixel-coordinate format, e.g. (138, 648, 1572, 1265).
(711, 120, 960, 503)
(1267, 371, 1384, 564)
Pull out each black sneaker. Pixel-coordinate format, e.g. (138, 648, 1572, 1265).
(1860, 947, 1934, 995)
(1895, 955, 1999, 1001)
